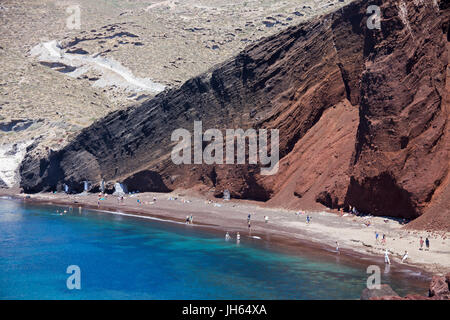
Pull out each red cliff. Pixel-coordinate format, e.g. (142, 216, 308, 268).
(20, 0, 450, 230)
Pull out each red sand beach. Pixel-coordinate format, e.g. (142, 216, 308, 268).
(1, 188, 448, 276)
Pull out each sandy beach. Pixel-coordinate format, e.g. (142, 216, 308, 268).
(1, 188, 448, 278)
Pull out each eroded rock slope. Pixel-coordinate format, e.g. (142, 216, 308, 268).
(20, 0, 449, 229)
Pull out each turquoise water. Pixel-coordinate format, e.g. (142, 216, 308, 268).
(0, 198, 428, 299)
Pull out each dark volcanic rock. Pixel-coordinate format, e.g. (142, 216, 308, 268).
(123, 170, 171, 193)
(19, 0, 450, 227)
(0, 177, 7, 188)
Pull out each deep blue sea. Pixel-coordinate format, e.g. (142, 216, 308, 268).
(0, 198, 428, 299)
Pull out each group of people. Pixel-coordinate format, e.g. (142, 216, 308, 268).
(419, 236, 430, 251)
(225, 232, 240, 242)
(375, 231, 387, 245)
(185, 215, 194, 224)
(295, 210, 305, 216)
(379, 233, 431, 265)
(385, 249, 408, 265)
(245, 213, 270, 230)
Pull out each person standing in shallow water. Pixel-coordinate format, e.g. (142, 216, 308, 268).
(401, 250, 408, 263)
(384, 249, 391, 265)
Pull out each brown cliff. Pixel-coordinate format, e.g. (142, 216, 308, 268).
(19, 0, 450, 229)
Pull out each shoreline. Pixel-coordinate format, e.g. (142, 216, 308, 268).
(1, 189, 448, 281)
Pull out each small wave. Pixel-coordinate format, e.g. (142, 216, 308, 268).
(91, 208, 187, 225)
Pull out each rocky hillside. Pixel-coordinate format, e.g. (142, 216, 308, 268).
(19, 0, 449, 230)
(0, 0, 353, 189)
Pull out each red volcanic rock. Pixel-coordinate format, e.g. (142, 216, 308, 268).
(265, 100, 358, 210)
(369, 274, 450, 300)
(346, 0, 450, 220)
(361, 284, 400, 300)
(19, 0, 450, 229)
(370, 294, 430, 301)
(428, 273, 450, 299)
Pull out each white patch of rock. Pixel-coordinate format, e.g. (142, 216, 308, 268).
(30, 40, 165, 94)
(0, 141, 32, 188)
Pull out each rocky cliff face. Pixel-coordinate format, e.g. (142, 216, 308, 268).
(19, 0, 449, 229)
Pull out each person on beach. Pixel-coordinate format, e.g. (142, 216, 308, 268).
(375, 231, 379, 244)
(185, 216, 190, 224)
(248, 220, 251, 231)
(225, 232, 231, 241)
(236, 232, 241, 242)
(264, 216, 269, 223)
(382, 234, 386, 245)
(247, 214, 251, 224)
(189, 215, 193, 224)
(419, 237, 424, 250)
(401, 250, 408, 263)
(336, 241, 339, 254)
(425, 237, 430, 251)
(384, 249, 391, 264)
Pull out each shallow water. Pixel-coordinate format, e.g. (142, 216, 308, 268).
(0, 199, 428, 299)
